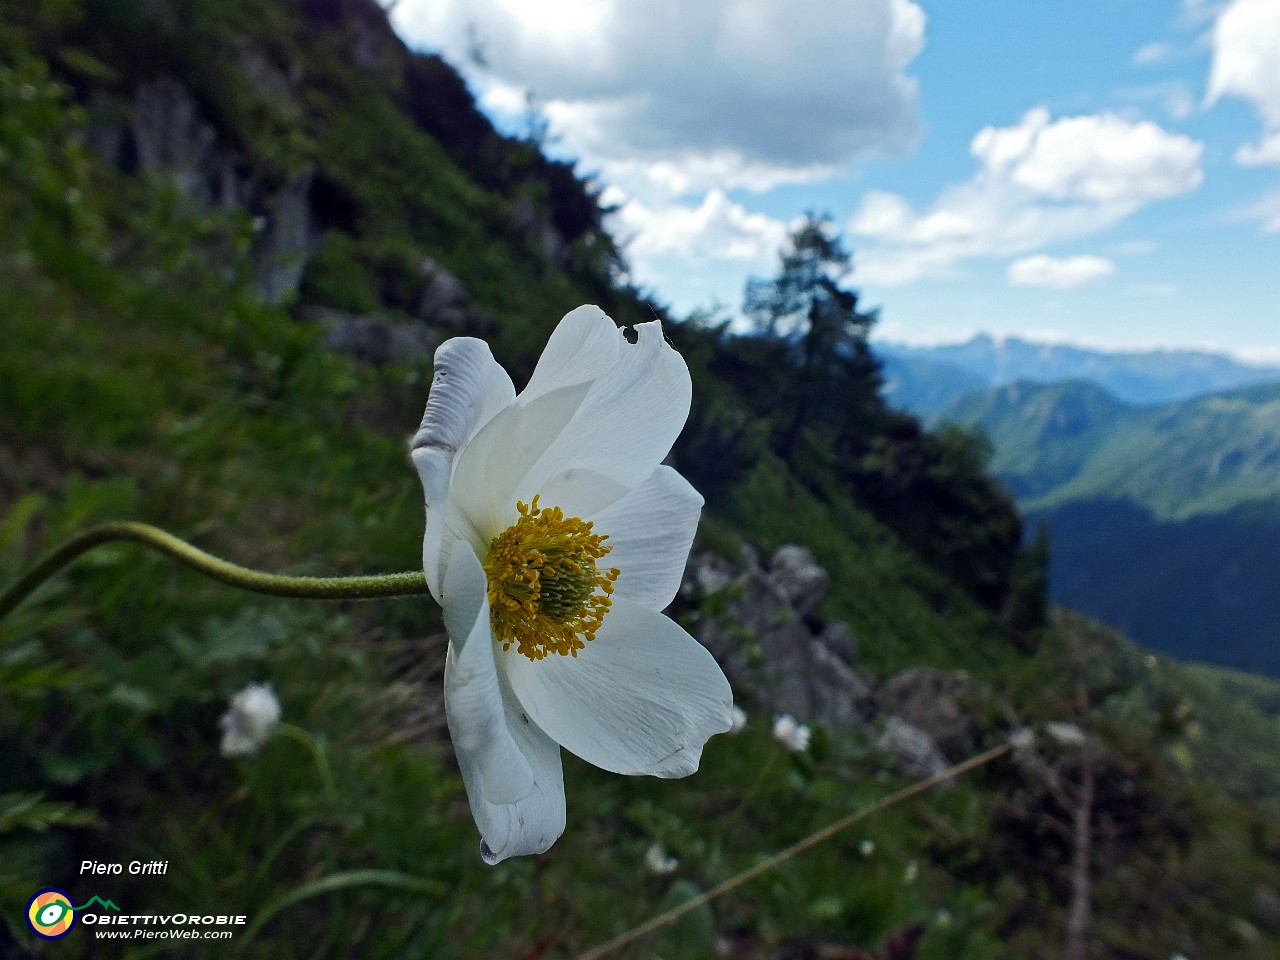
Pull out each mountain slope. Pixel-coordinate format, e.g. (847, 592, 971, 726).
(944, 380, 1280, 673)
(945, 379, 1280, 518)
(0, 2, 1277, 957)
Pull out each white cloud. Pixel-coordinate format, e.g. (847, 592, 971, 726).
(603, 189, 790, 309)
(390, 0, 926, 197)
(850, 108, 1204, 284)
(971, 109, 1202, 202)
(1134, 41, 1176, 64)
(1236, 130, 1280, 165)
(613, 189, 790, 262)
(1234, 344, 1280, 365)
(1234, 189, 1280, 231)
(1008, 254, 1115, 289)
(1206, 0, 1280, 166)
(1182, 0, 1230, 24)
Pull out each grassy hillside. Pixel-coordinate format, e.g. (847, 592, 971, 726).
(1, 2, 1279, 958)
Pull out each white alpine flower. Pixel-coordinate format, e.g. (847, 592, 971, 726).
(772, 714, 811, 753)
(645, 842, 680, 875)
(412, 305, 735, 864)
(219, 682, 281, 758)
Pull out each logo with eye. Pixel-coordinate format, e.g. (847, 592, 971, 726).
(27, 889, 77, 939)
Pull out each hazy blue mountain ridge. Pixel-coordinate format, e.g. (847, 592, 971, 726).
(876, 334, 1280, 419)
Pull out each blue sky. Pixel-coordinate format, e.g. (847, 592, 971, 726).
(388, 0, 1279, 363)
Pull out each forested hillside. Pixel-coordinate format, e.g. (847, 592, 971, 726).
(944, 379, 1280, 674)
(2, 2, 1279, 958)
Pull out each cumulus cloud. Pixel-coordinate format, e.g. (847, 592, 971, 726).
(390, 0, 926, 195)
(1008, 255, 1115, 289)
(850, 108, 1204, 284)
(389, 0, 929, 311)
(1206, 0, 1280, 166)
(612, 189, 791, 262)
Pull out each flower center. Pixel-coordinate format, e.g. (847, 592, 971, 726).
(483, 495, 621, 661)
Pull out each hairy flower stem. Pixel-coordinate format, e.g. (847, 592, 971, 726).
(0, 521, 429, 620)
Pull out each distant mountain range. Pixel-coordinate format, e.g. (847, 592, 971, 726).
(943, 378, 1280, 675)
(875, 334, 1280, 420)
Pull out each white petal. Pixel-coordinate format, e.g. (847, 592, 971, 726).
(411, 337, 515, 457)
(442, 305, 621, 538)
(590, 466, 703, 611)
(447, 382, 593, 542)
(504, 598, 734, 778)
(464, 689, 565, 865)
(518, 305, 621, 406)
(446, 316, 693, 534)
(522, 320, 693, 517)
(442, 544, 566, 863)
(413, 338, 516, 597)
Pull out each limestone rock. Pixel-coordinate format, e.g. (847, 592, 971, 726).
(311, 308, 440, 366)
(816, 620, 858, 665)
(878, 667, 975, 761)
(768, 545, 829, 617)
(877, 716, 950, 780)
(417, 258, 469, 323)
(90, 76, 316, 304)
(256, 169, 318, 305)
(685, 547, 873, 735)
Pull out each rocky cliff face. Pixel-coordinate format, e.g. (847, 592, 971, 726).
(88, 75, 318, 306)
(684, 545, 991, 778)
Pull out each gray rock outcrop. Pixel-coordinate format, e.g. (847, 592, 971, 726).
(88, 76, 317, 305)
(310, 308, 441, 366)
(878, 666, 976, 761)
(685, 546, 876, 735)
(686, 545, 985, 781)
(877, 717, 951, 780)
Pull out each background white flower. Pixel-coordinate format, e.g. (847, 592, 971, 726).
(219, 682, 281, 758)
(412, 305, 735, 864)
(728, 704, 748, 733)
(772, 714, 811, 753)
(644, 842, 680, 875)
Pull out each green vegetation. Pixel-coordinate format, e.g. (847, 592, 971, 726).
(1, 2, 1278, 957)
(943, 379, 1280, 674)
(944, 378, 1280, 519)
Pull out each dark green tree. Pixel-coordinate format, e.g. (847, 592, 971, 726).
(742, 214, 881, 457)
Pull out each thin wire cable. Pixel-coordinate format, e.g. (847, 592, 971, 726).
(0, 521, 429, 619)
(576, 742, 1011, 960)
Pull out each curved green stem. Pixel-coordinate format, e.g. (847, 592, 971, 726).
(0, 521, 429, 620)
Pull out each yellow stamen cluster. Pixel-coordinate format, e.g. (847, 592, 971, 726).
(483, 495, 621, 661)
